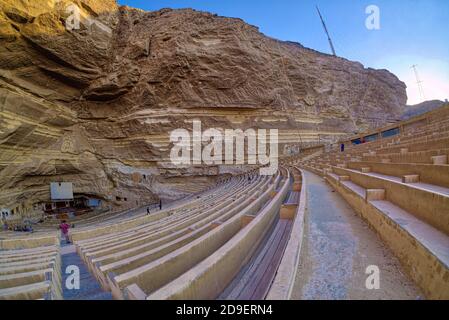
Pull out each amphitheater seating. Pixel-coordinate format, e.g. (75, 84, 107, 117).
(0, 235, 62, 300)
(223, 219, 292, 299)
(67, 176, 249, 242)
(296, 106, 449, 299)
(6, 106, 448, 301)
(265, 167, 306, 300)
(62, 168, 306, 300)
(221, 170, 303, 300)
(3, 104, 447, 300)
(70, 177, 249, 248)
(0, 233, 59, 250)
(142, 171, 287, 300)
(33, 175, 224, 233)
(82, 178, 258, 269)
(84, 173, 277, 299)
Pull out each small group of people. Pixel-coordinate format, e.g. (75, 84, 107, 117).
(13, 224, 33, 232)
(146, 200, 163, 216)
(1, 218, 34, 232)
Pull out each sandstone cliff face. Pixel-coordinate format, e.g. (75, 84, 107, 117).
(0, 0, 407, 214)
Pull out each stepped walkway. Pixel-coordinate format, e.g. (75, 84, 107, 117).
(60, 243, 112, 300)
(292, 170, 421, 300)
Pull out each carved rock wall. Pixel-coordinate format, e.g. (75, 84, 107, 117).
(0, 1, 407, 215)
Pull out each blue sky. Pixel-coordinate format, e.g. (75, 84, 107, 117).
(119, 0, 449, 105)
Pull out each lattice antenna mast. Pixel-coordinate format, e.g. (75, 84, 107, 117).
(411, 64, 426, 101)
(316, 6, 337, 57)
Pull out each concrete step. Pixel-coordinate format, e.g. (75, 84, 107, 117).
(331, 166, 449, 236)
(325, 173, 449, 299)
(61, 248, 112, 300)
(347, 161, 449, 188)
(362, 148, 449, 165)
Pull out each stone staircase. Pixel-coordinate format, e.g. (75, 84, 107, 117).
(61, 244, 112, 300)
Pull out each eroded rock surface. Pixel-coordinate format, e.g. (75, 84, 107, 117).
(0, 0, 407, 214)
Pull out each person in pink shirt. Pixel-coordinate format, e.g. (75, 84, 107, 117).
(59, 220, 71, 244)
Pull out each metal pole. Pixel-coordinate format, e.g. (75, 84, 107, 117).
(316, 6, 337, 57)
(411, 65, 426, 101)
